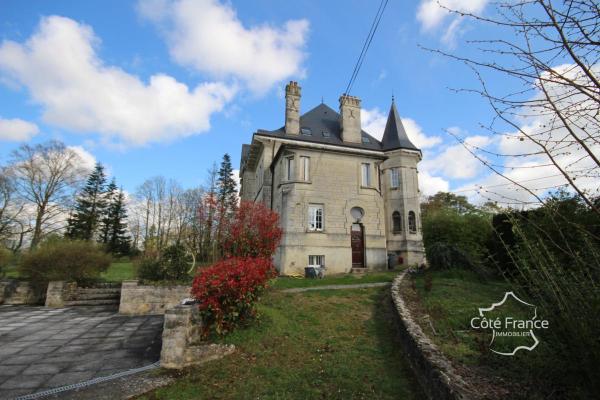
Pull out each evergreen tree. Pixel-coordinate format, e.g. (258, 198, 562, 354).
(65, 163, 107, 240)
(217, 153, 238, 216)
(105, 188, 131, 255)
(99, 179, 117, 244)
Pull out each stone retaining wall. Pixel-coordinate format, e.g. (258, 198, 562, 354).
(119, 280, 191, 315)
(0, 279, 44, 305)
(391, 271, 476, 400)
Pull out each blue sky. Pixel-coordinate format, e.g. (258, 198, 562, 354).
(0, 0, 552, 201)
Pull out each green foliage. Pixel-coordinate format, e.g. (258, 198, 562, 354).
(160, 244, 189, 281)
(421, 195, 493, 271)
(496, 192, 600, 396)
(135, 257, 163, 282)
(217, 153, 238, 217)
(135, 244, 190, 282)
(19, 239, 111, 284)
(65, 162, 107, 241)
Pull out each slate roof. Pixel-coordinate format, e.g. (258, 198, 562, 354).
(381, 100, 419, 151)
(255, 103, 383, 151)
(252, 101, 420, 153)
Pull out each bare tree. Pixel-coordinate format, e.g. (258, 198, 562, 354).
(8, 141, 86, 248)
(426, 0, 600, 213)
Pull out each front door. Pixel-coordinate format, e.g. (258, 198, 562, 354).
(351, 223, 364, 268)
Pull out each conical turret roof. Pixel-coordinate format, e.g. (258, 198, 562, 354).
(381, 99, 419, 151)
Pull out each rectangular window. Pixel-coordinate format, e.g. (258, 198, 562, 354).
(390, 168, 399, 188)
(308, 255, 325, 267)
(308, 204, 323, 231)
(361, 163, 371, 187)
(301, 156, 310, 181)
(285, 156, 294, 181)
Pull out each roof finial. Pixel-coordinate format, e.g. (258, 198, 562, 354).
(391, 90, 395, 103)
(321, 96, 324, 104)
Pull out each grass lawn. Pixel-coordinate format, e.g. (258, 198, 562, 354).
(101, 261, 136, 282)
(271, 270, 399, 290)
(406, 269, 563, 398)
(138, 287, 424, 400)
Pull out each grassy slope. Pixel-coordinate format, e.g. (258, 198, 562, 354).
(100, 261, 136, 282)
(407, 269, 560, 398)
(138, 287, 424, 400)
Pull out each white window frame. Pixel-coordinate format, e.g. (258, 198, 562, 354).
(361, 163, 371, 187)
(390, 168, 399, 189)
(308, 255, 325, 267)
(308, 204, 324, 231)
(301, 156, 310, 181)
(285, 156, 294, 181)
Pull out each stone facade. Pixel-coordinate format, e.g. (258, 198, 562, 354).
(240, 82, 425, 276)
(119, 280, 191, 315)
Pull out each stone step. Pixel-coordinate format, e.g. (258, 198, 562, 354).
(64, 299, 120, 307)
(350, 268, 368, 274)
(75, 288, 121, 295)
(71, 293, 121, 301)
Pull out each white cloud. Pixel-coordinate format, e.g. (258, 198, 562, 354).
(362, 108, 387, 140)
(416, 0, 489, 44)
(0, 117, 39, 141)
(422, 134, 492, 179)
(419, 170, 450, 197)
(362, 107, 442, 149)
(67, 145, 97, 172)
(0, 16, 236, 146)
(138, 0, 309, 94)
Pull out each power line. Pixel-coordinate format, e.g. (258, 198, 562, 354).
(344, 0, 389, 96)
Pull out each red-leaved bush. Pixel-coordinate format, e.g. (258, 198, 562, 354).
(191, 257, 276, 336)
(221, 201, 282, 258)
(192, 201, 283, 336)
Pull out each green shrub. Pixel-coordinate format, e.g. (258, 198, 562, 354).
(135, 244, 190, 282)
(135, 257, 163, 281)
(19, 239, 111, 284)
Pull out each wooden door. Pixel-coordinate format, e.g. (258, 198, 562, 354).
(351, 224, 364, 268)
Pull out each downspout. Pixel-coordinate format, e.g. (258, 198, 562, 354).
(270, 140, 275, 209)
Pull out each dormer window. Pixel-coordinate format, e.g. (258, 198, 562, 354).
(361, 136, 371, 144)
(322, 131, 330, 137)
(301, 127, 312, 136)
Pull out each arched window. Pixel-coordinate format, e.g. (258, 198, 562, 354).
(408, 211, 417, 233)
(392, 211, 401, 233)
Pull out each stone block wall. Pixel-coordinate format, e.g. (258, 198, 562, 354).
(45, 281, 77, 307)
(390, 272, 476, 400)
(0, 279, 44, 305)
(160, 305, 235, 369)
(119, 281, 191, 315)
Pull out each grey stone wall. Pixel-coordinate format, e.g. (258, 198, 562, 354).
(160, 305, 235, 369)
(390, 272, 477, 400)
(45, 281, 77, 307)
(119, 281, 191, 315)
(0, 279, 44, 305)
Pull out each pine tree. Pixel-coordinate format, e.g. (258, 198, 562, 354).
(99, 179, 117, 244)
(215, 154, 238, 258)
(66, 163, 107, 240)
(217, 153, 238, 216)
(105, 188, 131, 255)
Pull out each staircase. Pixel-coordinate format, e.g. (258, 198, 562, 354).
(64, 283, 121, 308)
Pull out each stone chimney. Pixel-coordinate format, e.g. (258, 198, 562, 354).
(285, 81, 301, 135)
(339, 94, 362, 143)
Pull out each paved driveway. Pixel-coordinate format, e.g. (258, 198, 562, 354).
(0, 306, 163, 400)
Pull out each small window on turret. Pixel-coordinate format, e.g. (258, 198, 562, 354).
(362, 136, 371, 143)
(322, 131, 330, 137)
(301, 127, 312, 136)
